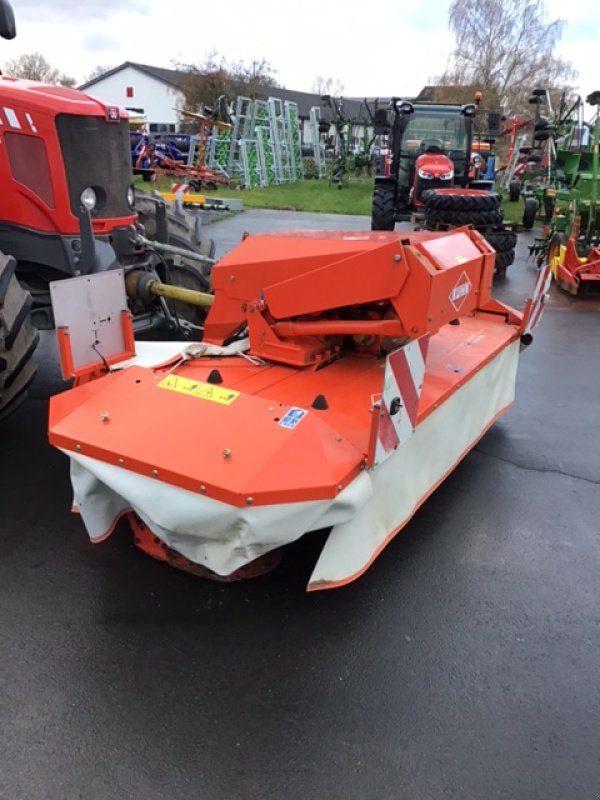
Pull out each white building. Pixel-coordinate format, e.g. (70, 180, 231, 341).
(79, 62, 371, 145)
(79, 62, 186, 130)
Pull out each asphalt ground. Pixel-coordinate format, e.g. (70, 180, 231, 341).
(1, 211, 599, 800)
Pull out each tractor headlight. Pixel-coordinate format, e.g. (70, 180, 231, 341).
(440, 170, 454, 180)
(127, 185, 135, 208)
(417, 169, 433, 179)
(80, 186, 97, 211)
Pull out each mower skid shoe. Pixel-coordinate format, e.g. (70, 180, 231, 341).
(307, 341, 520, 591)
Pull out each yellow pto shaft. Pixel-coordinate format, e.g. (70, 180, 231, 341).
(146, 280, 214, 309)
(124, 270, 215, 309)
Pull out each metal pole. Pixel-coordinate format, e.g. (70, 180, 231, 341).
(134, 234, 216, 266)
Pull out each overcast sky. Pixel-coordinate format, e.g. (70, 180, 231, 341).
(3, 0, 598, 104)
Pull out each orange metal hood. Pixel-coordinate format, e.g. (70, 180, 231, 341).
(49, 364, 365, 508)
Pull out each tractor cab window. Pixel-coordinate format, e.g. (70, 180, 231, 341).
(396, 109, 470, 189)
(5, 132, 55, 208)
(402, 111, 468, 158)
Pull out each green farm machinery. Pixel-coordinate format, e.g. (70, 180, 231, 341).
(535, 91, 600, 295)
(516, 90, 582, 230)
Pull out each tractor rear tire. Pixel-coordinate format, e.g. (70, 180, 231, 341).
(423, 189, 503, 227)
(371, 184, 396, 231)
(135, 191, 216, 270)
(493, 249, 516, 275)
(0, 253, 39, 420)
(164, 263, 210, 327)
(424, 207, 504, 227)
(422, 190, 501, 213)
(483, 231, 517, 253)
(508, 182, 521, 202)
(522, 197, 538, 230)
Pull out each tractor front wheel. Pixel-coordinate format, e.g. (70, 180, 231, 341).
(0, 253, 39, 420)
(371, 184, 396, 230)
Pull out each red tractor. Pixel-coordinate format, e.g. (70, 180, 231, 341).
(371, 97, 516, 276)
(0, 0, 214, 419)
(371, 98, 494, 229)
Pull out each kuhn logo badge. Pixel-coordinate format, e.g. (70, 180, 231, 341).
(106, 106, 120, 122)
(449, 271, 472, 311)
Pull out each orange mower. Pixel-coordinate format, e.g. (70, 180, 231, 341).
(48, 228, 550, 590)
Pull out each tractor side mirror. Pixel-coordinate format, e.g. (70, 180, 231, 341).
(394, 100, 414, 116)
(0, 0, 15, 39)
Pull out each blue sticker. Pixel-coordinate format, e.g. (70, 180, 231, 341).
(279, 407, 306, 430)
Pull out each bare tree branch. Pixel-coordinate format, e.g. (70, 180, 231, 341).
(4, 52, 76, 87)
(172, 54, 279, 112)
(438, 0, 576, 115)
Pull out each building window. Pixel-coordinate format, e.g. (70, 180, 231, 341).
(126, 86, 134, 98)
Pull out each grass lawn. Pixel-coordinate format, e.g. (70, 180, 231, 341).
(501, 195, 526, 224)
(135, 174, 521, 222)
(135, 174, 374, 215)
(211, 176, 375, 215)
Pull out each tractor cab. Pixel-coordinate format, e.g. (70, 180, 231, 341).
(371, 100, 477, 229)
(398, 105, 473, 204)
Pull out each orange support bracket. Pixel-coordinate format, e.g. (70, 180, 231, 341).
(56, 310, 135, 380)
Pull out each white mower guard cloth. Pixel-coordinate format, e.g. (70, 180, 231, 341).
(307, 340, 520, 590)
(65, 452, 373, 576)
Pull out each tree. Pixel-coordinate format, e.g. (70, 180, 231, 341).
(174, 53, 279, 113)
(84, 65, 113, 83)
(4, 52, 76, 87)
(312, 76, 345, 97)
(439, 0, 576, 115)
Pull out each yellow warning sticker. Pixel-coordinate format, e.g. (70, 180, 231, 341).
(157, 375, 239, 405)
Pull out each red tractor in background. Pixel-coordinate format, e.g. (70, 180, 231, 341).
(371, 97, 495, 228)
(371, 97, 516, 276)
(0, 0, 214, 419)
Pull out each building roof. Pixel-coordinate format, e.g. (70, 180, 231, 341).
(79, 66, 484, 121)
(79, 62, 186, 92)
(251, 86, 368, 122)
(79, 62, 371, 122)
